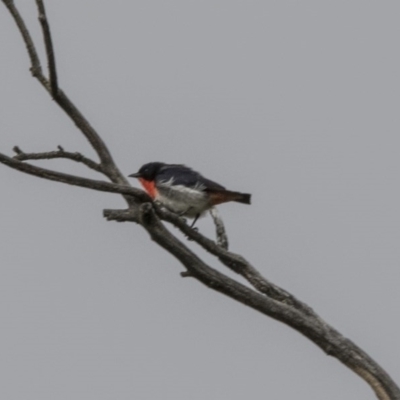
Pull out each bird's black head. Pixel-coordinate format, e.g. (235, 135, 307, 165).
(128, 162, 165, 181)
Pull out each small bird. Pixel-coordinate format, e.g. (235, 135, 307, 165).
(129, 162, 251, 226)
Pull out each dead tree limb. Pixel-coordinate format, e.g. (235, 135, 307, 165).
(1, 2, 399, 399)
(12, 146, 104, 173)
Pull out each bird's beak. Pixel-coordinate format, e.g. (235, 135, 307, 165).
(128, 172, 142, 178)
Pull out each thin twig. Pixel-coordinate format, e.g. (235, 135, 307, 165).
(13, 146, 103, 173)
(54, 89, 125, 182)
(2, 0, 44, 81)
(1, 0, 126, 184)
(0, 152, 149, 202)
(35, 0, 58, 96)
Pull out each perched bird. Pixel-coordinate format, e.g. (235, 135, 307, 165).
(129, 162, 251, 226)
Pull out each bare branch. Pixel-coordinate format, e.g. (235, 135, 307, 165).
(1, 0, 126, 184)
(136, 203, 400, 400)
(154, 205, 308, 309)
(13, 146, 103, 173)
(2, 0, 44, 81)
(35, 0, 58, 96)
(105, 206, 310, 311)
(0, 152, 149, 202)
(209, 207, 229, 249)
(53, 90, 126, 182)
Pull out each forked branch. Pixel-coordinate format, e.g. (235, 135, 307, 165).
(4, 0, 126, 183)
(13, 146, 103, 173)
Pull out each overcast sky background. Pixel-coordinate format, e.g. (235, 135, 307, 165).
(1, 1, 399, 399)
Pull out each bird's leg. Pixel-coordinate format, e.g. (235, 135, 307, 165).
(176, 207, 199, 230)
(171, 207, 199, 231)
(190, 214, 200, 229)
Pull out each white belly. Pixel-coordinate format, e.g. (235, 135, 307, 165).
(156, 183, 210, 218)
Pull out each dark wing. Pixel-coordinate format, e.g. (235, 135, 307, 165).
(199, 176, 226, 191)
(157, 164, 225, 191)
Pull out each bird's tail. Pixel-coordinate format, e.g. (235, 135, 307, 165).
(230, 191, 251, 204)
(208, 190, 251, 205)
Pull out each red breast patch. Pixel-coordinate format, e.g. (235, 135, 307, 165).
(139, 178, 158, 199)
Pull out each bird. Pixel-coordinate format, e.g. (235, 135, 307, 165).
(128, 162, 251, 227)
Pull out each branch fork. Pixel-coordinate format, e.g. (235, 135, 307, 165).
(12, 145, 104, 173)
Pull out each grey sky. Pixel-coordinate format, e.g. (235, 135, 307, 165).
(1, 1, 399, 399)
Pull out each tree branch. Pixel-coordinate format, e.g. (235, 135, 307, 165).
(2, 0, 126, 184)
(35, 0, 58, 96)
(209, 207, 229, 249)
(1, 1, 399, 399)
(0, 152, 148, 202)
(13, 145, 103, 173)
(2, 0, 44, 81)
(136, 203, 400, 400)
(153, 206, 308, 310)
